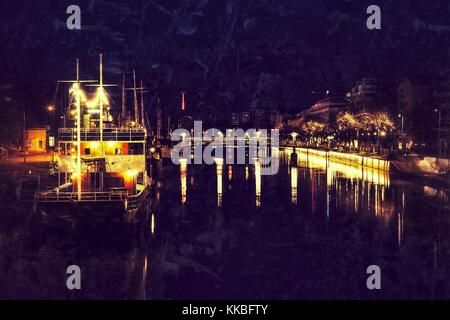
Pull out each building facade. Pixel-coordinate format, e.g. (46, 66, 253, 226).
(299, 95, 349, 122)
(26, 128, 47, 153)
(349, 78, 386, 111)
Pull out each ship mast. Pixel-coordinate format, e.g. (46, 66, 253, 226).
(156, 97, 162, 144)
(140, 80, 145, 128)
(86, 54, 116, 154)
(121, 72, 126, 126)
(178, 92, 186, 128)
(58, 60, 97, 200)
(126, 71, 146, 127)
(133, 70, 139, 125)
(99, 54, 104, 142)
(76, 59, 82, 200)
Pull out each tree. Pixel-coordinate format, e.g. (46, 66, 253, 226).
(336, 112, 363, 149)
(336, 112, 362, 131)
(300, 120, 326, 146)
(372, 112, 395, 133)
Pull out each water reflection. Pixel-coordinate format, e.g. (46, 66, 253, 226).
(283, 148, 390, 187)
(255, 159, 261, 208)
(215, 158, 223, 207)
(326, 163, 332, 220)
(228, 165, 233, 189)
(180, 159, 187, 206)
(151, 151, 450, 299)
(291, 166, 298, 205)
(151, 213, 155, 235)
(177, 148, 396, 216)
(282, 148, 395, 220)
(8, 147, 449, 300)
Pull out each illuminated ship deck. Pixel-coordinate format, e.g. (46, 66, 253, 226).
(58, 128, 146, 142)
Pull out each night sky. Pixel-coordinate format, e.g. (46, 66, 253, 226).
(0, 0, 449, 141)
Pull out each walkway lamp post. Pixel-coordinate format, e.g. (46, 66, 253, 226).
(398, 113, 404, 155)
(291, 132, 298, 146)
(434, 108, 441, 165)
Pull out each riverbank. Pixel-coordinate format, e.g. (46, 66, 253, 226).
(293, 147, 390, 171)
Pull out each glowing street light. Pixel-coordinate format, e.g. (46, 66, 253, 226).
(398, 113, 405, 155)
(291, 132, 298, 146)
(434, 108, 441, 165)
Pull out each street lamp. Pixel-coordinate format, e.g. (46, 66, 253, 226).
(398, 113, 404, 155)
(398, 113, 404, 134)
(291, 132, 298, 146)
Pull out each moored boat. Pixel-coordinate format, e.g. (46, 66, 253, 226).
(34, 55, 150, 221)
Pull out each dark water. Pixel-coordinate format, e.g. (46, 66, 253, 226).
(1, 149, 449, 299)
(148, 149, 450, 299)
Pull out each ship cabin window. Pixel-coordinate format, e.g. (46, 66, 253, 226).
(128, 143, 144, 155)
(115, 148, 122, 155)
(85, 148, 91, 155)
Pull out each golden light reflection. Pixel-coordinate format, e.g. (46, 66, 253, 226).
(215, 158, 223, 207)
(285, 148, 390, 187)
(143, 255, 148, 275)
(398, 191, 405, 248)
(283, 148, 394, 221)
(375, 185, 379, 216)
(291, 166, 298, 205)
(255, 159, 261, 208)
(151, 213, 155, 235)
(326, 165, 332, 219)
(180, 159, 187, 206)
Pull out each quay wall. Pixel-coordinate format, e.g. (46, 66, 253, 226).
(295, 148, 390, 172)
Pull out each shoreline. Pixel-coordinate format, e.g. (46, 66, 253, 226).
(284, 146, 449, 189)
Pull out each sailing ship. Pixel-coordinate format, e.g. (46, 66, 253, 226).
(34, 55, 150, 219)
